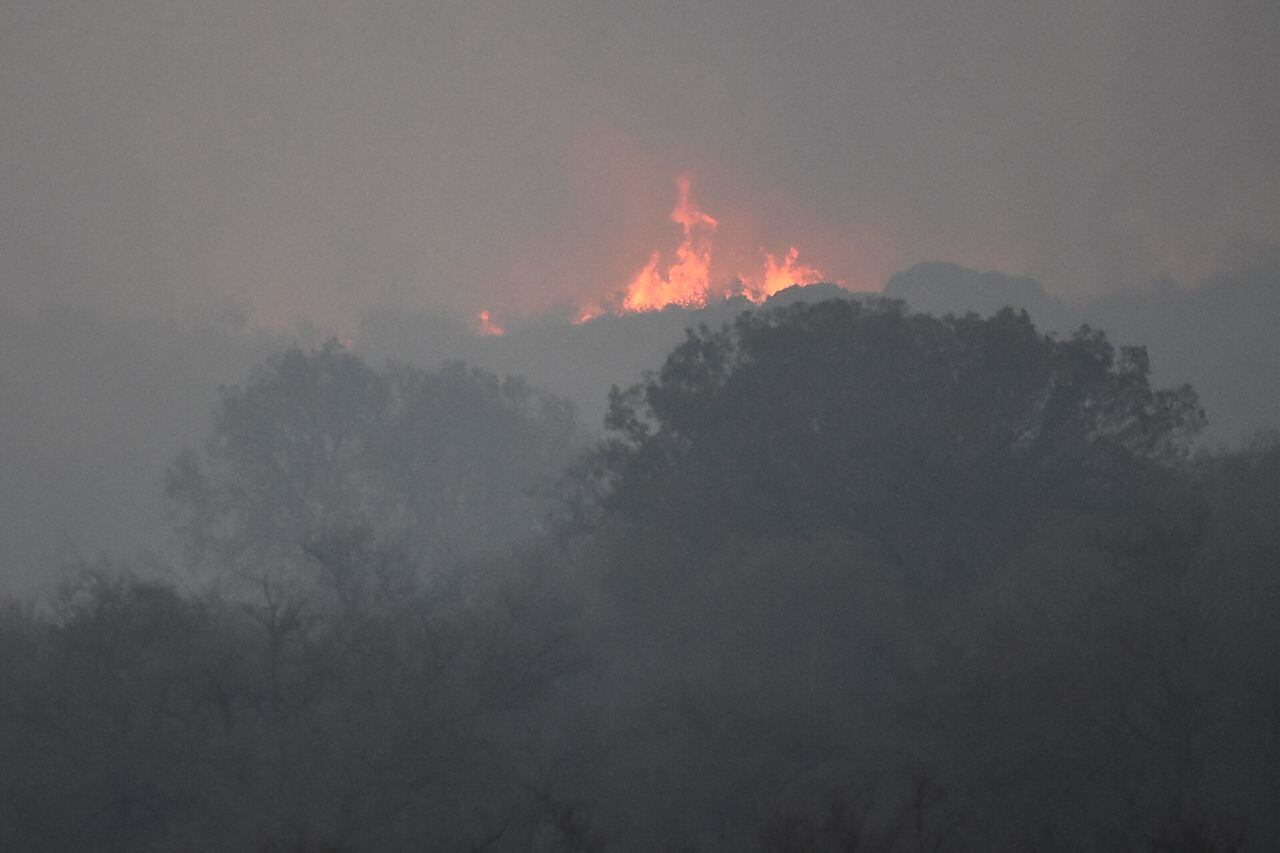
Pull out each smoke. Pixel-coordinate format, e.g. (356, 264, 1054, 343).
(3, 1, 1277, 331)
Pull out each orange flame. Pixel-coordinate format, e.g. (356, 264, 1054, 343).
(749, 246, 826, 302)
(573, 302, 605, 325)
(476, 310, 504, 336)
(602, 176, 830, 319)
(623, 175, 719, 312)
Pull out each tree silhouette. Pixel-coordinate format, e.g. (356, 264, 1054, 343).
(593, 298, 1205, 576)
(167, 341, 580, 586)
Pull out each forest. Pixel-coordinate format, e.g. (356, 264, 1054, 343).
(2, 293, 1279, 852)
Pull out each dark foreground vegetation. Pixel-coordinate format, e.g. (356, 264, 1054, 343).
(4, 298, 1280, 851)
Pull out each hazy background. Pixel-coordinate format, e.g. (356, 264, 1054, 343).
(4, 0, 1279, 328)
(3, 1, 1280, 590)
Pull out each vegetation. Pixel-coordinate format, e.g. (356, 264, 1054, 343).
(165, 341, 581, 588)
(3, 301, 1279, 850)
(593, 300, 1204, 573)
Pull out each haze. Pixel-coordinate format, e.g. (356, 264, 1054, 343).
(4, 1, 1279, 329)
(4, 5, 1280, 848)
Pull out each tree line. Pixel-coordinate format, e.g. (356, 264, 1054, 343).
(2, 298, 1278, 851)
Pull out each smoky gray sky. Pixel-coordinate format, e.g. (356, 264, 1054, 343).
(3, 0, 1278, 331)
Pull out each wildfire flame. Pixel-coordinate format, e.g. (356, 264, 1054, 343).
(623, 175, 719, 312)
(476, 310, 504, 336)
(584, 175, 830, 321)
(752, 246, 826, 302)
(574, 303, 605, 325)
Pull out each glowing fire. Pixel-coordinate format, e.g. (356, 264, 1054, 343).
(623, 175, 719, 312)
(476, 310, 504, 336)
(753, 246, 826, 301)
(586, 175, 830, 321)
(574, 303, 605, 325)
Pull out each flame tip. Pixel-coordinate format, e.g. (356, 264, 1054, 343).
(572, 174, 833, 319)
(476, 309, 505, 336)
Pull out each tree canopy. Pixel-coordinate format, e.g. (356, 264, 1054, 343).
(593, 298, 1205, 573)
(12, 304, 1280, 851)
(167, 341, 581, 585)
